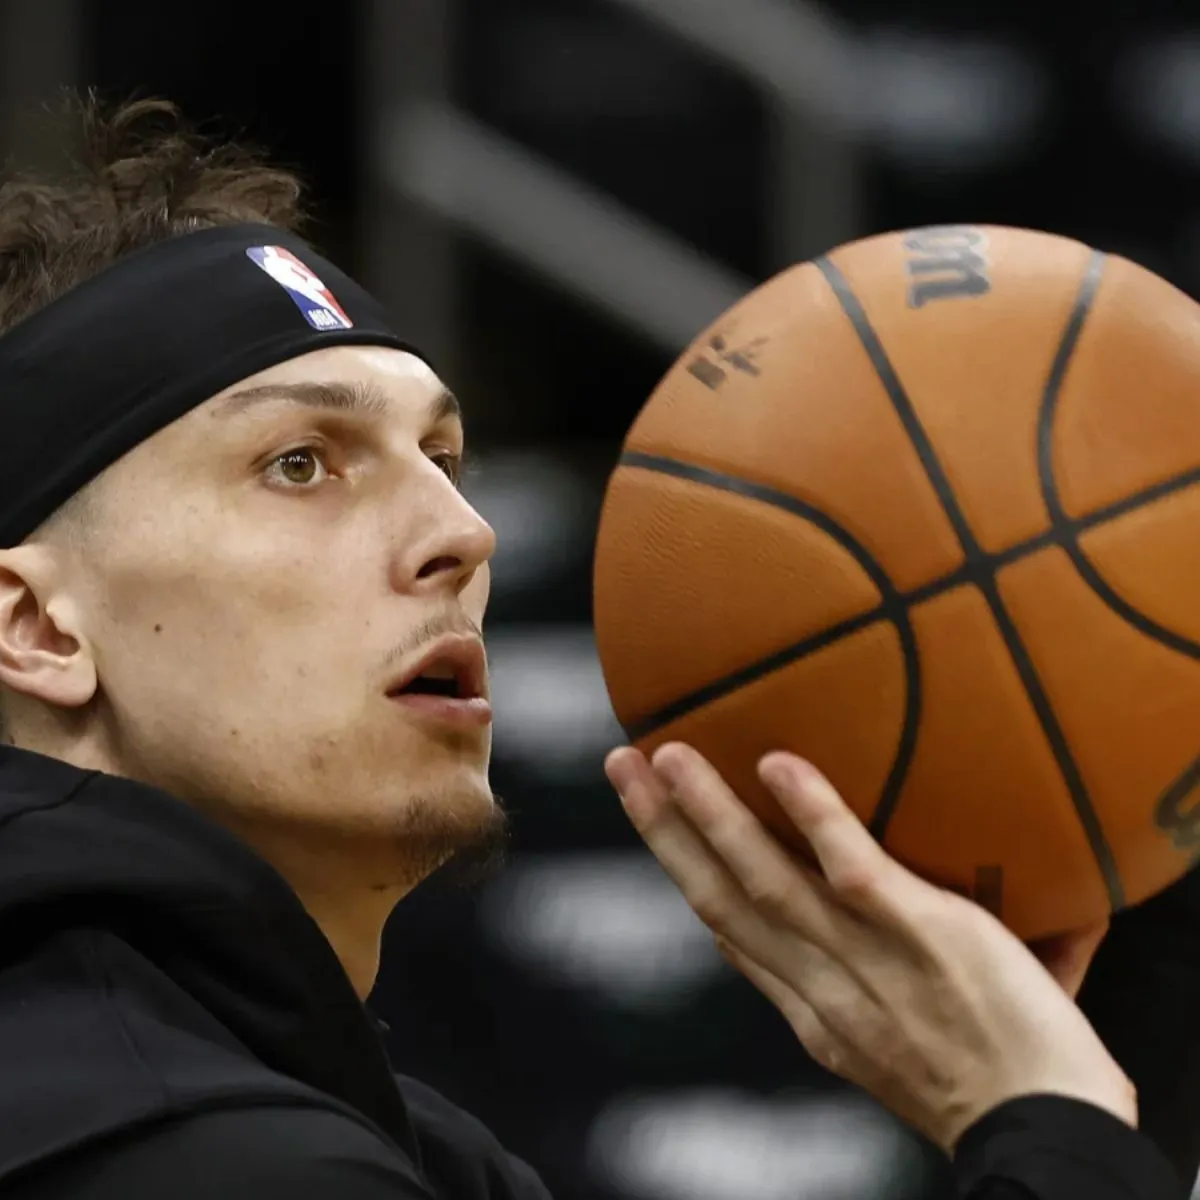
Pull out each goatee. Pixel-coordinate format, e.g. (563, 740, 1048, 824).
(433, 795, 511, 888)
(394, 789, 511, 892)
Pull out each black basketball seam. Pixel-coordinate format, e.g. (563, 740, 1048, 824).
(1081, 463, 1200, 531)
(614, 269, 1200, 904)
(1038, 250, 1200, 663)
(619, 458, 1200, 732)
(814, 253, 1126, 911)
(616, 452, 923, 831)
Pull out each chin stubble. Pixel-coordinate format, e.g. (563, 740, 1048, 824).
(395, 788, 512, 891)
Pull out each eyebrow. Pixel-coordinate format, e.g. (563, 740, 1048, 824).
(210, 380, 461, 425)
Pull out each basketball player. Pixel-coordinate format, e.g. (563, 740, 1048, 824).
(0, 98, 1192, 1200)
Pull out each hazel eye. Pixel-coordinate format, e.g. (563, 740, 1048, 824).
(430, 452, 463, 487)
(266, 447, 330, 488)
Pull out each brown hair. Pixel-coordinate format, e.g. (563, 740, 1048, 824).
(0, 93, 308, 334)
(0, 94, 310, 744)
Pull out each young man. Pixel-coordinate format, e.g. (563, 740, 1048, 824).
(0, 98, 1193, 1199)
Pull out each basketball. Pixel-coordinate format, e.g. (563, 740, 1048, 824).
(593, 224, 1200, 942)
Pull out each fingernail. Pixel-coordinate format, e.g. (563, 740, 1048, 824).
(650, 743, 687, 785)
(604, 749, 637, 793)
(759, 753, 805, 792)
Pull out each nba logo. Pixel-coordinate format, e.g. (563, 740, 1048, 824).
(246, 245, 354, 331)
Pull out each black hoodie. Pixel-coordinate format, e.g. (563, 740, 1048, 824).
(0, 744, 1186, 1200)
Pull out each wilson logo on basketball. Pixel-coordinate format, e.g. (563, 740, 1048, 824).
(904, 226, 993, 309)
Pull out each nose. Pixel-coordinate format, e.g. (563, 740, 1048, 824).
(394, 477, 497, 597)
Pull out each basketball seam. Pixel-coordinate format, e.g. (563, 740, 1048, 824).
(814, 252, 1126, 911)
(614, 451, 1200, 901)
(617, 451, 923, 830)
(616, 253, 1200, 913)
(615, 454, 1200, 725)
(1037, 251, 1200, 663)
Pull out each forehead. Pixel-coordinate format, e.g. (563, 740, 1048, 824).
(203, 345, 452, 422)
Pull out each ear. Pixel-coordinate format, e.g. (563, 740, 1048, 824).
(0, 545, 97, 712)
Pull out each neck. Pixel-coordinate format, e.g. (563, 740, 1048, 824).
(186, 811, 413, 1002)
(296, 881, 401, 999)
(5, 734, 411, 1000)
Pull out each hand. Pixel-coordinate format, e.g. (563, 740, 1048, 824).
(1028, 919, 1110, 1000)
(606, 743, 1137, 1153)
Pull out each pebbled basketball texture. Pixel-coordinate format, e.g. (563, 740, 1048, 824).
(593, 224, 1200, 941)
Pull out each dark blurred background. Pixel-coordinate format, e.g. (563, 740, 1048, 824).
(3, 1, 1198, 1197)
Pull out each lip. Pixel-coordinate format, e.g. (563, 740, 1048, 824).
(386, 634, 492, 729)
(390, 692, 493, 729)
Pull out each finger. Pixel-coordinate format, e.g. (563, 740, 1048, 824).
(652, 743, 850, 950)
(609, 747, 730, 910)
(605, 746, 669, 825)
(610, 749, 755, 941)
(715, 935, 795, 1009)
(758, 753, 934, 929)
(614, 749, 844, 975)
(1028, 918, 1109, 999)
(716, 936, 853, 1080)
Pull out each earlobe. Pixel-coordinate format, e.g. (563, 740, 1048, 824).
(0, 548, 98, 712)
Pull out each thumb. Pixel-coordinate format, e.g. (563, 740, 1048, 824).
(1027, 918, 1110, 999)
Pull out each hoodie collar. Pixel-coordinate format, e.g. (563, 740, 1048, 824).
(0, 745, 417, 1146)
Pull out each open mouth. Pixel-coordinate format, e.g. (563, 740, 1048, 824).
(392, 670, 472, 701)
(387, 637, 488, 705)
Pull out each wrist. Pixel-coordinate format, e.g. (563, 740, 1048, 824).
(946, 1069, 1137, 1153)
(953, 1093, 1182, 1200)
(973, 1075, 1138, 1144)
(1052, 1076, 1138, 1130)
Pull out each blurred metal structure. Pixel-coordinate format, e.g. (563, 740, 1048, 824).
(387, 102, 751, 353)
(370, 0, 862, 357)
(605, 0, 863, 267)
(358, 0, 459, 372)
(0, 0, 82, 173)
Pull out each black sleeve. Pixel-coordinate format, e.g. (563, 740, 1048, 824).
(5, 1106, 435, 1200)
(953, 1095, 1188, 1200)
(1077, 862, 1200, 1189)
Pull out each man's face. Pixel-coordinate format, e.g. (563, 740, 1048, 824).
(69, 345, 501, 891)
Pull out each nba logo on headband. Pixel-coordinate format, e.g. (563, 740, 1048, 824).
(246, 245, 354, 331)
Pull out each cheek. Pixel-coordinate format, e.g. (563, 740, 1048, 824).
(94, 566, 247, 691)
(90, 532, 320, 686)
(464, 563, 491, 627)
(95, 550, 208, 632)
(97, 507, 325, 624)
(93, 573, 346, 737)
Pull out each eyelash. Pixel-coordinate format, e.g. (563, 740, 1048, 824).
(262, 445, 464, 489)
(432, 451, 464, 487)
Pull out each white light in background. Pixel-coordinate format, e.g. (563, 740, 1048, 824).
(486, 627, 625, 782)
(479, 852, 726, 1007)
(859, 30, 1048, 172)
(586, 1088, 922, 1200)
(1117, 37, 1200, 163)
(463, 452, 594, 597)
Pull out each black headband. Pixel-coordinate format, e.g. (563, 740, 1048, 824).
(0, 223, 425, 547)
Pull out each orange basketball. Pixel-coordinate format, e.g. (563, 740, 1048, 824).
(593, 224, 1200, 941)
